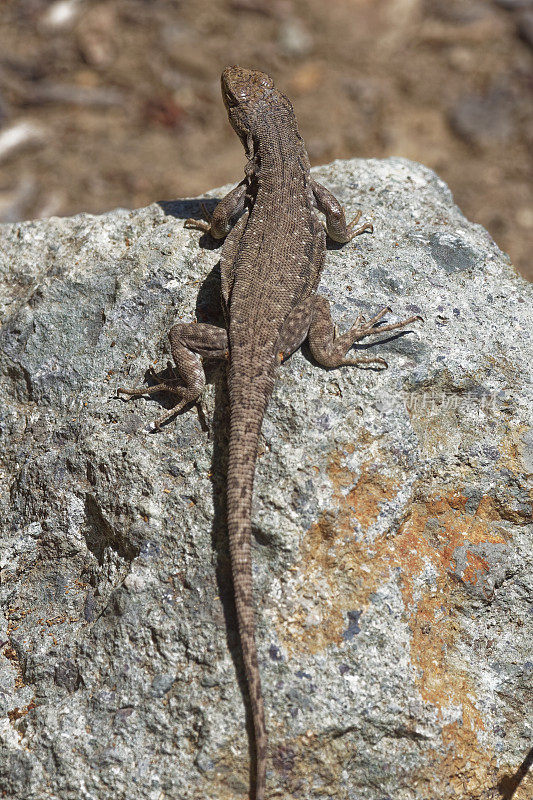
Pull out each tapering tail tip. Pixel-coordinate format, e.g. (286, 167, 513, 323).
(254, 758, 266, 800)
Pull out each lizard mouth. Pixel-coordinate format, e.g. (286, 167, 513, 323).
(222, 91, 239, 109)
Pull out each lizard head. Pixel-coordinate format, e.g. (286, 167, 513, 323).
(221, 66, 277, 150)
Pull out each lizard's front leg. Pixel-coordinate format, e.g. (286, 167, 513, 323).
(311, 179, 373, 242)
(117, 322, 228, 428)
(185, 179, 247, 239)
(308, 295, 421, 369)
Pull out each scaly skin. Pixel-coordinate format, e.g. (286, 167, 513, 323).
(118, 66, 420, 800)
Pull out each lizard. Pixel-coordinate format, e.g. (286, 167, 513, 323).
(118, 66, 420, 800)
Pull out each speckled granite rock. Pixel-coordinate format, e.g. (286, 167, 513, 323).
(0, 158, 531, 800)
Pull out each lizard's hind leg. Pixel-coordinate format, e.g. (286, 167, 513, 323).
(308, 295, 421, 369)
(117, 322, 228, 427)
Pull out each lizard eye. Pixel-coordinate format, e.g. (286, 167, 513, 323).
(255, 73, 274, 90)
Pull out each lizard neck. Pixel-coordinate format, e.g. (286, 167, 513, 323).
(252, 116, 308, 191)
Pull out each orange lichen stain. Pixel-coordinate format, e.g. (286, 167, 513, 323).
(276, 452, 401, 655)
(277, 451, 509, 730)
(476, 494, 507, 522)
(402, 492, 508, 579)
(461, 551, 490, 585)
(270, 444, 522, 795)
(413, 720, 501, 799)
(329, 452, 400, 530)
(7, 698, 36, 724)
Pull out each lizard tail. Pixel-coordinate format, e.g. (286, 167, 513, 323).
(226, 382, 272, 800)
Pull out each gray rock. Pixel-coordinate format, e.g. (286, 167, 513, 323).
(0, 157, 532, 800)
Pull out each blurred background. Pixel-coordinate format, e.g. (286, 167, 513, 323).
(0, 0, 531, 279)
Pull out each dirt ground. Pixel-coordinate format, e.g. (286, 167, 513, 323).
(0, 0, 531, 279)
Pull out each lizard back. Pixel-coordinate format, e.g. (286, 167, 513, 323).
(220, 66, 327, 800)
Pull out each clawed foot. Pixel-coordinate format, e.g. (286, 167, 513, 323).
(116, 365, 179, 399)
(116, 366, 199, 430)
(146, 403, 189, 431)
(331, 307, 422, 370)
(347, 209, 373, 238)
(350, 307, 423, 343)
(184, 202, 212, 233)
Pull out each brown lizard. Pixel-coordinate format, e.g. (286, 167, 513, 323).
(118, 66, 420, 800)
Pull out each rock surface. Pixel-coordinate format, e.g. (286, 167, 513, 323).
(0, 158, 531, 800)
